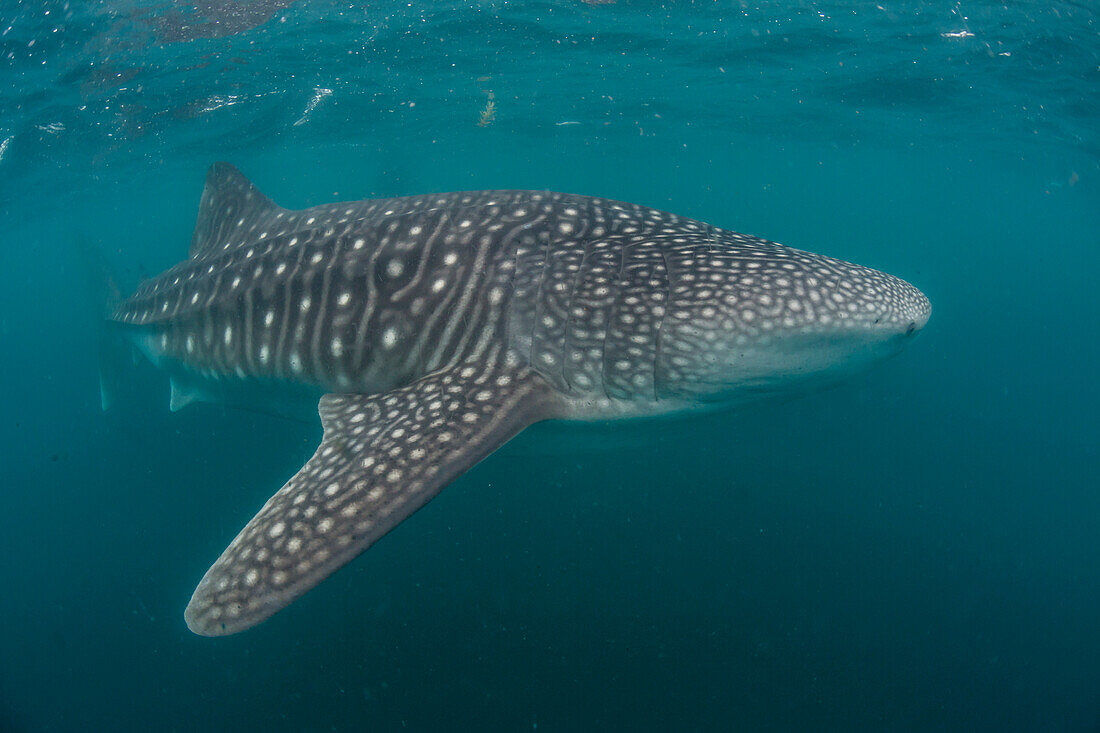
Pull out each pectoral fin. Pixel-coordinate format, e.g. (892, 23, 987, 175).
(184, 352, 557, 636)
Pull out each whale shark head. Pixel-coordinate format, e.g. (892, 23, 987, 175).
(660, 242, 930, 402)
(753, 259, 930, 387)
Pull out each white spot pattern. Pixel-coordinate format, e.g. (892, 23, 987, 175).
(111, 169, 928, 635)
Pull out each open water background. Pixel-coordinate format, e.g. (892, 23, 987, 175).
(1, 1, 1097, 730)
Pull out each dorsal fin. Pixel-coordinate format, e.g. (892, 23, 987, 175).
(189, 163, 286, 257)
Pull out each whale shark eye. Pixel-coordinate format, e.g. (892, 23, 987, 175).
(906, 322, 917, 335)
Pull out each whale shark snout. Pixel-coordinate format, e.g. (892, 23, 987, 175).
(885, 276, 931, 336)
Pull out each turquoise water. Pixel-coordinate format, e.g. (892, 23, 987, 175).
(2, 1, 1098, 730)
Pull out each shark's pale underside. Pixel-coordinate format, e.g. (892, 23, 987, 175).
(111, 163, 930, 635)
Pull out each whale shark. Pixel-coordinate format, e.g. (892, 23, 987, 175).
(111, 163, 930, 635)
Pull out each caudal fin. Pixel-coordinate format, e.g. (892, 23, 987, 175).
(72, 236, 129, 411)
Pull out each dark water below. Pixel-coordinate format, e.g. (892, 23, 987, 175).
(1, 1, 1097, 730)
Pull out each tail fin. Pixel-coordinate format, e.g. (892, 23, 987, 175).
(72, 237, 130, 411)
(98, 323, 130, 411)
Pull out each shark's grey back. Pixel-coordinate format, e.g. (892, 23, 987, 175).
(117, 165, 692, 404)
